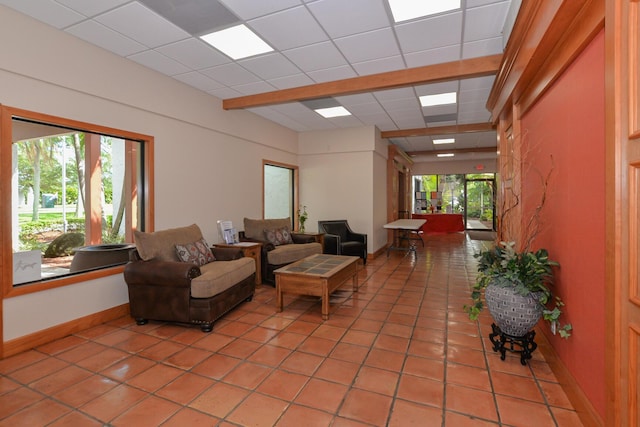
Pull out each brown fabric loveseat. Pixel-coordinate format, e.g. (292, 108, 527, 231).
(124, 224, 255, 332)
(239, 217, 322, 286)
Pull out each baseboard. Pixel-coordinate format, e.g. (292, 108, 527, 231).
(2, 304, 130, 359)
(535, 327, 604, 427)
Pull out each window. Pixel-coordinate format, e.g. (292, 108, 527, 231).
(2, 106, 153, 295)
(263, 161, 298, 227)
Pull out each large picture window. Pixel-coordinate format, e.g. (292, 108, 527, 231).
(2, 106, 153, 295)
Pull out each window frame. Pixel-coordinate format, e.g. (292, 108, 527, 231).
(1, 105, 154, 298)
(262, 160, 299, 228)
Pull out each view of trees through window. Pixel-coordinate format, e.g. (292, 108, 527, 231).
(413, 173, 495, 230)
(10, 114, 146, 285)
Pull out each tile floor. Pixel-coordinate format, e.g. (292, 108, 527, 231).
(0, 233, 584, 426)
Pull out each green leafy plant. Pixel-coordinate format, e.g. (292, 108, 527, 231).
(297, 205, 308, 232)
(464, 241, 572, 339)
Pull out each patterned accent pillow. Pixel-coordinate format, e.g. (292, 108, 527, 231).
(175, 238, 215, 265)
(264, 227, 293, 246)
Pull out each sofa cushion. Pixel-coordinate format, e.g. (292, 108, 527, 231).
(175, 238, 215, 265)
(191, 257, 255, 298)
(267, 242, 322, 265)
(264, 226, 293, 246)
(244, 217, 291, 240)
(134, 224, 203, 262)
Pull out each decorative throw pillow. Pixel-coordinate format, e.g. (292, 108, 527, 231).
(175, 238, 215, 265)
(264, 227, 293, 246)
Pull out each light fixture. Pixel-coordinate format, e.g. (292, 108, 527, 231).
(433, 138, 455, 145)
(315, 106, 352, 118)
(437, 153, 455, 157)
(388, 0, 461, 23)
(420, 92, 457, 107)
(200, 24, 273, 60)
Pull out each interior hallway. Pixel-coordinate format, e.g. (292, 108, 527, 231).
(0, 233, 583, 426)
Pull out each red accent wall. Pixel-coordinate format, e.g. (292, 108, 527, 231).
(521, 30, 605, 417)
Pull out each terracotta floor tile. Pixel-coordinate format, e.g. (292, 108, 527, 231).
(54, 374, 119, 407)
(76, 347, 130, 372)
(113, 332, 162, 353)
(161, 407, 221, 426)
(165, 346, 211, 370)
(0, 350, 47, 374)
(93, 328, 139, 347)
(380, 322, 413, 338)
(388, 399, 442, 427)
(248, 344, 292, 367)
(144, 324, 186, 339)
(267, 331, 307, 350)
(396, 374, 444, 408)
(552, 406, 585, 426)
(256, 370, 309, 401)
(126, 364, 183, 392)
(47, 410, 104, 427)
(350, 318, 384, 333)
(79, 384, 147, 423)
(486, 352, 534, 376)
(190, 332, 234, 353)
(9, 357, 70, 384)
(31, 365, 93, 395)
(446, 345, 487, 369)
(111, 395, 181, 426)
(311, 324, 347, 341)
(364, 348, 405, 372)
(403, 355, 445, 381)
(315, 358, 360, 385)
(227, 393, 288, 427)
(101, 355, 156, 382)
(219, 338, 262, 359)
(445, 384, 498, 422)
(36, 334, 86, 355)
(260, 316, 294, 330)
(490, 370, 545, 402)
(0, 387, 45, 417)
(444, 411, 499, 426)
(276, 404, 334, 427)
(329, 342, 370, 364)
(539, 379, 574, 409)
(446, 362, 492, 391)
(0, 376, 20, 395)
(189, 382, 249, 418)
(295, 378, 349, 412)
(242, 326, 280, 343)
(215, 320, 255, 337)
(191, 354, 241, 380)
(495, 394, 556, 426)
(340, 329, 377, 347)
(156, 372, 215, 405)
(280, 351, 324, 375)
(297, 336, 337, 356)
(0, 397, 70, 427)
(353, 365, 399, 396)
(408, 339, 445, 359)
(373, 334, 410, 352)
(222, 361, 272, 389)
(74, 324, 120, 340)
(339, 388, 393, 426)
(138, 340, 186, 361)
(285, 320, 320, 335)
(447, 331, 484, 350)
(56, 342, 108, 364)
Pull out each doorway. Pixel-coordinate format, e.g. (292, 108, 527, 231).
(464, 176, 496, 230)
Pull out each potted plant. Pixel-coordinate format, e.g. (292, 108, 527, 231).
(297, 205, 308, 233)
(464, 241, 572, 339)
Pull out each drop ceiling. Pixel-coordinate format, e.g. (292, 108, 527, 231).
(0, 0, 518, 162)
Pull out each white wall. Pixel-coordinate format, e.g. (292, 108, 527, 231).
(298, 126, 386, 254)
(0, 6, 298, 341)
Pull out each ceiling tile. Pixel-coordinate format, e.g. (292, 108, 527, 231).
(95, 2, 190, 48)
(307, 0, 390, 38)
(414, 81, 460, 96)
(231, 81, 277, 95)
(173, 71, 225, 92)
(201, 62, 261, 86)
(248, 106, 310, 131)
(65, 20, 147, 56)
(127, 50, 191, 75)
(460, 76, 496, 91)
(462, 37, 504, 58)
(0, 0, 85, 28)
(352, 55, 405, 76)
(307, 65, 357, 83)
(396, 12, 463, 53)
(283, 42, 348, 72)
(335, 28, 401, 64)
(373, 87, 416, 102)
(220, 0, 302, 20)
(248, 6, 328, 50)
(460, 87, 491, 104)
(139, 0, 240, 35)
(268, 73, 316, 89)
(404, 45, 460, 68)
(207, 86, 243, 99)
(56, 0, 129, 17)
(335, 93, 379, 107)
(238, 52, 301, 80)
(156, 39, 230, 70)
(464, 2, 510, 41)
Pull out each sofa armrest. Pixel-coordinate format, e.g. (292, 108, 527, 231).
(124, 260, 199, 288)
(346, 232, 367, 244)
(291, 233, 316, 244)
(240, 232, 275, 252)
(211, 247, 244, 261)
(323, 233, 341, 254)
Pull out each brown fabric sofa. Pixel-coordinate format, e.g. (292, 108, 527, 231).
(239, 217, 322, 285)
(124, 224, 256, 332)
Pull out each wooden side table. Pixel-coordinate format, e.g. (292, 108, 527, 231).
(213, 242, 262, 286)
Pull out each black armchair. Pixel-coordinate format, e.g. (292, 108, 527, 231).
(317, 220, 367, 264)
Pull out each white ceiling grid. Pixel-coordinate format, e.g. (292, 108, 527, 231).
(0, 0, 516, 161)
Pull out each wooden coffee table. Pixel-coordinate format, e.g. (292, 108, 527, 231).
(274, 254, 359, 320)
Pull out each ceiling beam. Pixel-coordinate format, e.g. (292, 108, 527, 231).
(223, 54, 503, 110)
(406, 146, 497, 157)
(380, 122, 496, 139)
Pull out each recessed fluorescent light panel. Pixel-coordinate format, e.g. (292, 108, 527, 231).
(315, 106, 352, 118)
(433, 138, 455, 145)
(389, 0, 461, 23)
(200, 24, 273, 60)
(420, 92, 457, 107)
(437, 153, 455, 157)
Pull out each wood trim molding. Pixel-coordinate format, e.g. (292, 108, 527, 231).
(406, 146, 497, 157)
(224, 54, 502, 110)
(380, 122, 496, 139)
(1, 304, 130, 359)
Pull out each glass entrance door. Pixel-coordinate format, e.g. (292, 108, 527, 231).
(464, 177, 495, 230)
